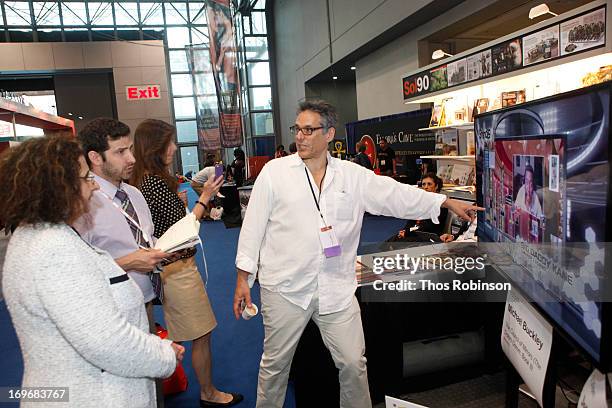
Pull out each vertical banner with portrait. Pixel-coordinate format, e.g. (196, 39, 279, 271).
(188, 46, 222, 150)
(205, 0, 242, 147)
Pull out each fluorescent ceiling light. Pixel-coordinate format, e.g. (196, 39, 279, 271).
(529, 4, 558, 19)
(431, 49, 454, 60)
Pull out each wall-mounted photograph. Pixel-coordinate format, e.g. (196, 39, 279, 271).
(523, 26, 560, 66)
(492, 39, 522, 75)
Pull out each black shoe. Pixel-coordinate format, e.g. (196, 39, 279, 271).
(200, 393, 243, 407)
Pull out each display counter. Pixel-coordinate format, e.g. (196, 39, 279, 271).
(290, 243, 508, 405)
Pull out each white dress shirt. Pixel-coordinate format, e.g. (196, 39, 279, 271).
(192, 166, 216, 184)
(236, 153, 447, 315)
(75, 175, 156, 303)
(514, 185, 543, 218)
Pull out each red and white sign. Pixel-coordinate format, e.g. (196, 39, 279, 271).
(126, 85, 161, 101)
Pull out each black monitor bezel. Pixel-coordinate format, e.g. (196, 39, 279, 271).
(475, 81, 612, 372)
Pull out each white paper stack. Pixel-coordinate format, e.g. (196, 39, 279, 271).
(154, 212, 201, 253)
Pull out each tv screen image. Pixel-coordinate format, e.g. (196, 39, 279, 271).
(475, 83, 610, 369)
(489, 138, 564, 244)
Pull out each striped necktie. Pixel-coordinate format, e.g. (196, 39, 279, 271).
(115, 188, 163, 303)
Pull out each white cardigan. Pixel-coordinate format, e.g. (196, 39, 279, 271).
(2, 224, 177, 407)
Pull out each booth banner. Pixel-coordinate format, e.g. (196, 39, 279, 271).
(501, 289, 553, 407)
(346, 109, 435, 176)
(203, 0, 242, 148)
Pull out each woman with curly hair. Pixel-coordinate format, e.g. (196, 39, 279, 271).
(0, 136, 184, 407)
(130, 119, 242, 407)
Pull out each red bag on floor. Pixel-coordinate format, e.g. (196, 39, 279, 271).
(155, 323, 188, 395)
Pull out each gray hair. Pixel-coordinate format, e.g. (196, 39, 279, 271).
(297, 99, 338, 131)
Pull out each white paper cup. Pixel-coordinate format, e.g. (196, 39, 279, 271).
(242, 303, 258, 320)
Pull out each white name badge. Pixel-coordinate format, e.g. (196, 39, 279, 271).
(380, 159, 386, 166)
(319, 225, 342, 258)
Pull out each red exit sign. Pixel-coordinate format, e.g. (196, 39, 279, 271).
(126, 85, 161, 100)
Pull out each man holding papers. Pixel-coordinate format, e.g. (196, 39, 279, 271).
(75, 118, 168, 312)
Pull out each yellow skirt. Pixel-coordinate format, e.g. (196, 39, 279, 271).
(160, 256, 217, 342)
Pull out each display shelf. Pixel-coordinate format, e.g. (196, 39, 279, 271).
(402, 1, 609, 105)
(418, 122, 474, 132)
(421, 155, 475, 162)
(442, 189, 476, 201)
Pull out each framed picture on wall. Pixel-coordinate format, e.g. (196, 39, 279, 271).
(430, 105, 443, 127)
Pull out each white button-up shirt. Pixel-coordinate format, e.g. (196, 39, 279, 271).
(74, 175, 156, 303)
(192, 166, 215, 184)
(236, 153, 447, 315)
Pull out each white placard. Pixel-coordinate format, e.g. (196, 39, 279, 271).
(385, 395, 428, 408)
(577, 369, 608, 408)
(501, 289, 553, 407)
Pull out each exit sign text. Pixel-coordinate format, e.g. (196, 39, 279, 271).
(126, 85, 161, 100)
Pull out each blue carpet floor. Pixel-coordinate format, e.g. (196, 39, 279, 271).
(0, 184, 405, 407)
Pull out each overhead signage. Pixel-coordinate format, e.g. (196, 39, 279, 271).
(126, 85, 161, 101)
(402, 5, 606, 101)
(501, 289, 553, 408)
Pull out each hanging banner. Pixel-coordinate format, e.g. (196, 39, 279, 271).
(205, 0, 242, 148)
(346, 109, 435, 179)
(188, 46, 222, 150)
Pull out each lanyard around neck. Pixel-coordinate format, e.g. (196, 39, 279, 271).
(304, 166, 328, 225)
(97, 189, 152, 246)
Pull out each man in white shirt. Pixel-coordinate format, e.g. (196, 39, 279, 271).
(190, 153, 217, 195)
(233, 100, 481, 408)
(514, 165, 543, 218)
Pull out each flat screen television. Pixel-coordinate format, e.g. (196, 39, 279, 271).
(475, 81, 612, 371)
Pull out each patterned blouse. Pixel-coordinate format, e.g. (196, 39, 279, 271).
(139, 174, 196, 261)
